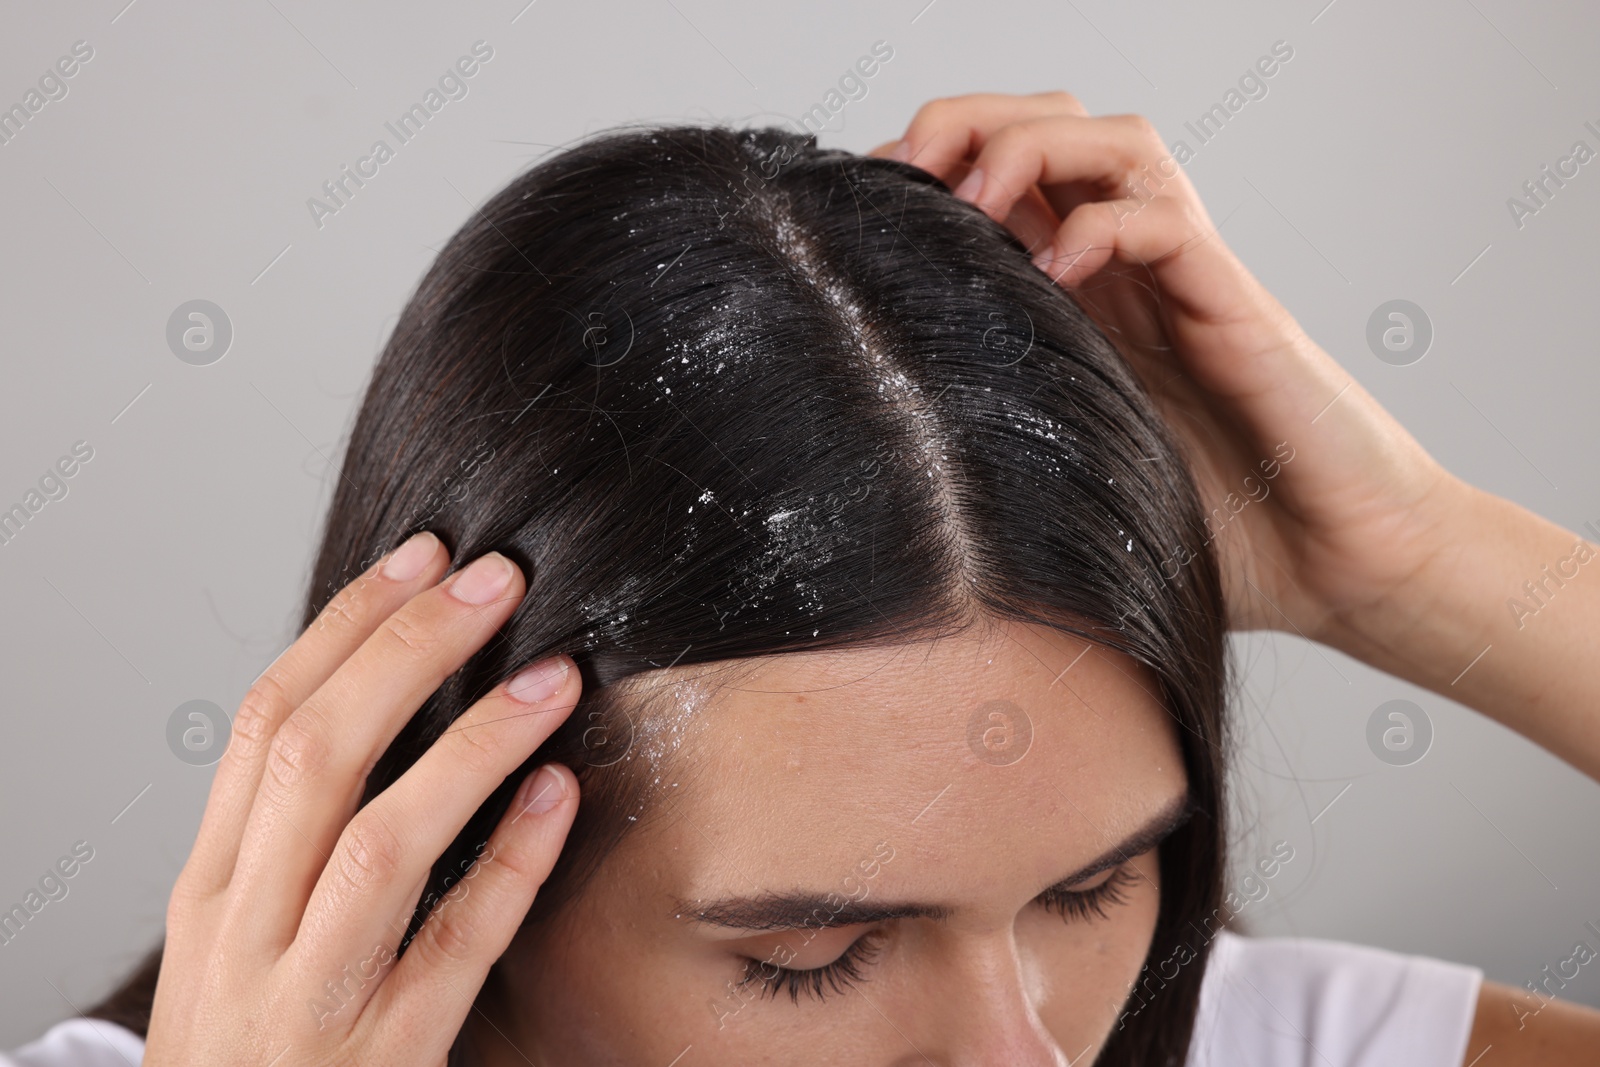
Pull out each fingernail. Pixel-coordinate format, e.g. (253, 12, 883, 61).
(1032, 243, 1057, 272)
(515, 765, 566, 817)
(953, 167, 985, 205)
(448, 552, 514, 605)
(506, 657, 569, 704)
(381, 532, 439, 582)
(890, 139, 913, 163)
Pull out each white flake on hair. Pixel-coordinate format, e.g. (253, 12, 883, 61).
(759, 188, 980, 587)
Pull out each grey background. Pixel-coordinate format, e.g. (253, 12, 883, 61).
(3, 0, 1598, 1045)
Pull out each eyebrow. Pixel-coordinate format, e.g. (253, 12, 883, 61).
(678, 790, 1194, 932)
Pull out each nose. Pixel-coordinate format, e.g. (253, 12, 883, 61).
(889, 933, 1073, 1067)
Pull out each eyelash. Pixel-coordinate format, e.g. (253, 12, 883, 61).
(1036, 864, 1141, 922)
(737, 927, 887, 1004)
(737, 863, 1142, 1004)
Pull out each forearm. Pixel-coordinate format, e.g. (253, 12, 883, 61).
(1320, 480, 1600, 782)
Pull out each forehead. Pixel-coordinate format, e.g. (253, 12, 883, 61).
(608, 619, 1187, 905)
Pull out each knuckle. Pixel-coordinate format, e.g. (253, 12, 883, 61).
(985, 122, 1023, 150)
(315, 586, 355, 633)
(378, 607, 440, 659)
(1113, 112, 1164, 151)
(418, 904, 484, 968)
(1043, 89, 1086, 113)
(443, 718, 509, 776)
(1155, 193, 1202, 229)
(336, 812, 406, 893)
(261, 711, 332, 801)
(486, 836, 549, 888)
(910, 95, 958, 133)
(164, 872, 206, 930)
(232, 673, 291, 749)
(987, 122, 1041, 162)
(163, 892, 187, 935)
(317, 568, 383, 630)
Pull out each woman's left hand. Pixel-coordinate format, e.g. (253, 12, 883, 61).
(871, 91, 1463, 641)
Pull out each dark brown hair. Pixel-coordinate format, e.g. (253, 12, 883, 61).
(90, 122, 1230, 1066)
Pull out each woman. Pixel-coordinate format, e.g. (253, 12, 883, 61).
(11, 92, 1598, 1065)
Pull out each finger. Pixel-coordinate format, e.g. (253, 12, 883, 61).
(1035, 193, 1249, 339)
(894, 91, 1090, 180)
(180, 531, 450, 897)
(950, 113, 1186, 227)
(1034, 194, 1345, 423)
(225, 552, 529, 949)
(867, 138, 1063, 258)
(998, 184, 1066, 258)
(1033, 194, 1170, 288)
(359, 763, 579, 1060)
(290, 655, 579, 986)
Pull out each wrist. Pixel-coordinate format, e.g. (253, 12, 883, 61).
(1316, 476, 1600, 763)
(1311, 472, 1495, 682)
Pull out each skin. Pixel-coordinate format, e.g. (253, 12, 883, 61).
(471, 620, 1186, 1065)
(878, 93, 1600, 782)
(877, 92, 1600, 1061)
(146, 539, 586, 1065)
(143, 92, 1600, 1063)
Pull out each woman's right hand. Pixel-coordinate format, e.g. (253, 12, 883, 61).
(870, 93, 1454, 643)
(874, 93, 1600, 781)
(145, 532, 580, 1065)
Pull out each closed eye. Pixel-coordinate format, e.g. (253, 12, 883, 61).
(1035, 863, 1142, 923)
(736, 926, 887, 1004)
(712, 796, 1187, 1009)
(735, 864, 1145, 1006)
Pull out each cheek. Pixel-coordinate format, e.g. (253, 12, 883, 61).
(1028, 852, 1165, 1047)
(501, 906, 826, 1064)
(495, 915, 684, 1063)
(488, 853, 1170, 1064)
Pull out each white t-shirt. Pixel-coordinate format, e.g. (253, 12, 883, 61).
(3, 931, 1482, 1066)
(1188, 931, 1482, 1065)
